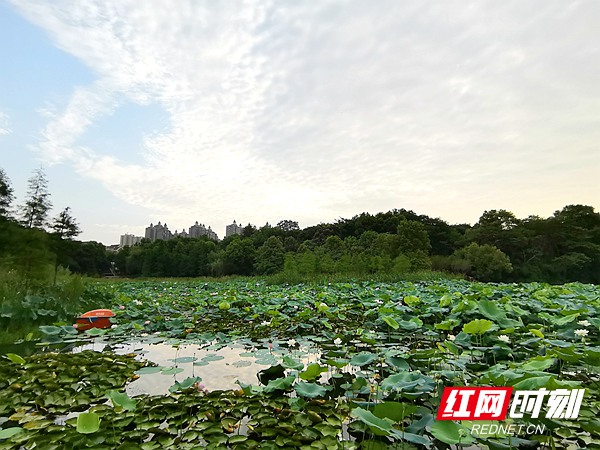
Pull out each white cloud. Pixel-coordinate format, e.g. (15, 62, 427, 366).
(0, 111, 11, 135)
(10, 0, 600, 234)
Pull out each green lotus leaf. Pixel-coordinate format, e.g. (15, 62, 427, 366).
(380, 372, 435, 394)
(282, 356, 304, 370)
(404, 296, 420, 306)
(106, 390, 137, 411)
(160, 367, 184, 375)
(38, 325, 62, 335)
(85, 328, 107, 336)
(373, 402, 418, 422)
(170, 356, 197, 363)
(430, 420, 474, 445)
(349, 352, 377, 367)
(76, 412, 100, 434)
(294, 381, 329, 398)
(264, 375, 295, 393)
(382, 316, 399, 330)
(462, 319, 494, 335)
(135, 366, 163, 374)
(299, 363, 328, 381)
(169, 376, 201, 393)
(201, 354, 224, 362)
(521, 356, 555, 372)
(478, 300, 506, 322)
(0, 427, 24, 439)
(5, 353, 26, 365)
(435, 319, 460, 330)
(350, 407, 393, 436)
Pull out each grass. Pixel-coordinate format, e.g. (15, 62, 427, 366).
(0, 266, 108, 344)
(93, 270, 462, 286)
(262, 269, 463, 285)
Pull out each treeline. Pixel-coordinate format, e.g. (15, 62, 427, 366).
(2, 166, 599, 284)
(113, 206, 600, 283)
(0, 167, 109, 284)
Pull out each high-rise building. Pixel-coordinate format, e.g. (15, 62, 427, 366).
(119, 233, 142, 247)
(145, 222, 172, 241)
(226, 220, 244, 237)
(141, 220, 218, 242)
(174, 229, 189, 238)
(189, 221, 207, 238)
(206, 226, 218, 241)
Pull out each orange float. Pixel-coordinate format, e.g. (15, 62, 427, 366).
(74, 309, 115, 331)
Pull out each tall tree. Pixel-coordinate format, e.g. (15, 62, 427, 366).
(21, 167, 52, 229)
(51, 207, 81, 239)
(0, 167, 14, 220)
(50, 207, 81, 284)
(276, 219, 299, 232)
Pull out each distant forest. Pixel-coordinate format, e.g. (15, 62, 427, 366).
(113, 206, 600, 283)
(1, 167, 599, 284)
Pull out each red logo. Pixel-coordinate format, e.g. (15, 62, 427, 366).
(437, 387, 513, 420)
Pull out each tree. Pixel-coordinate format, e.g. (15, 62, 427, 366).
(0, 168, 14, 220)
(452, 242, 513, 281)
(224, 237, 255, 275)
(21, 167, 52, 229)
(50, 207, 82, 283)
(51, 207, 81, 239)
(276, 220, 299, 232)
(396, 220, 431, 254)
(396, 220, 432, 270)
(255, 236, 285, 275)
(242, 223, 257, 237)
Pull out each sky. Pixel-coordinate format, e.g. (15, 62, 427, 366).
(1, 0, 599, 245)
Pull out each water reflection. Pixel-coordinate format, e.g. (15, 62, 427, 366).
(75, 339, 326, 396)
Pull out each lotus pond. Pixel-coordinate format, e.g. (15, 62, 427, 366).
(1, 280, 599, 449)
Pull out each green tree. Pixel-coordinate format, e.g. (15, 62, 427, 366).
(297, 250, 317, 275)
(276, 220, 299, 232)
(50, 207, 82, 284)
(242, 223, 257, 237)
(51, 207, 81, 239)
(452, 242, 513, 281)
(10, 226, 55, 285)
(224, 237, 255, 275)
(0, 167, 14, 220)
(466, 210, 526, 263)
(323, 235, 346, 260)
(396, 220, 431, 254)
(396, 220, 431, 270)
(255, 236, 285, 275)
(20, 167, 52, 229)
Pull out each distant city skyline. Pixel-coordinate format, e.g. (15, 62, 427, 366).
(2, 1, 598, 245)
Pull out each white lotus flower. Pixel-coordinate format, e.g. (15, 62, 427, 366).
(447, 334, 456, 341)
(333, 338, 343, 346)
(287, 339, 297, 347)
(498, 335, 510, 343)
(574, 329, 589, 337)
(577, 320, 591, 327)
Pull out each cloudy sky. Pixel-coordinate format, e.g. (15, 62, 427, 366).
(1, 0, 599, 244)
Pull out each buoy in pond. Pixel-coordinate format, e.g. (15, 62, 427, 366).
(74, 309, 115, 331)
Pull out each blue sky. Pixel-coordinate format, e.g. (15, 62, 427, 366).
(1, 0, 599, 244)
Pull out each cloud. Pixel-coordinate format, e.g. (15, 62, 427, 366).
(10, 0, 600, 232)
(0, 111, 11, 135)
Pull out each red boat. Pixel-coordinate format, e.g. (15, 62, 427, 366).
(74, 309, 115, 331)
